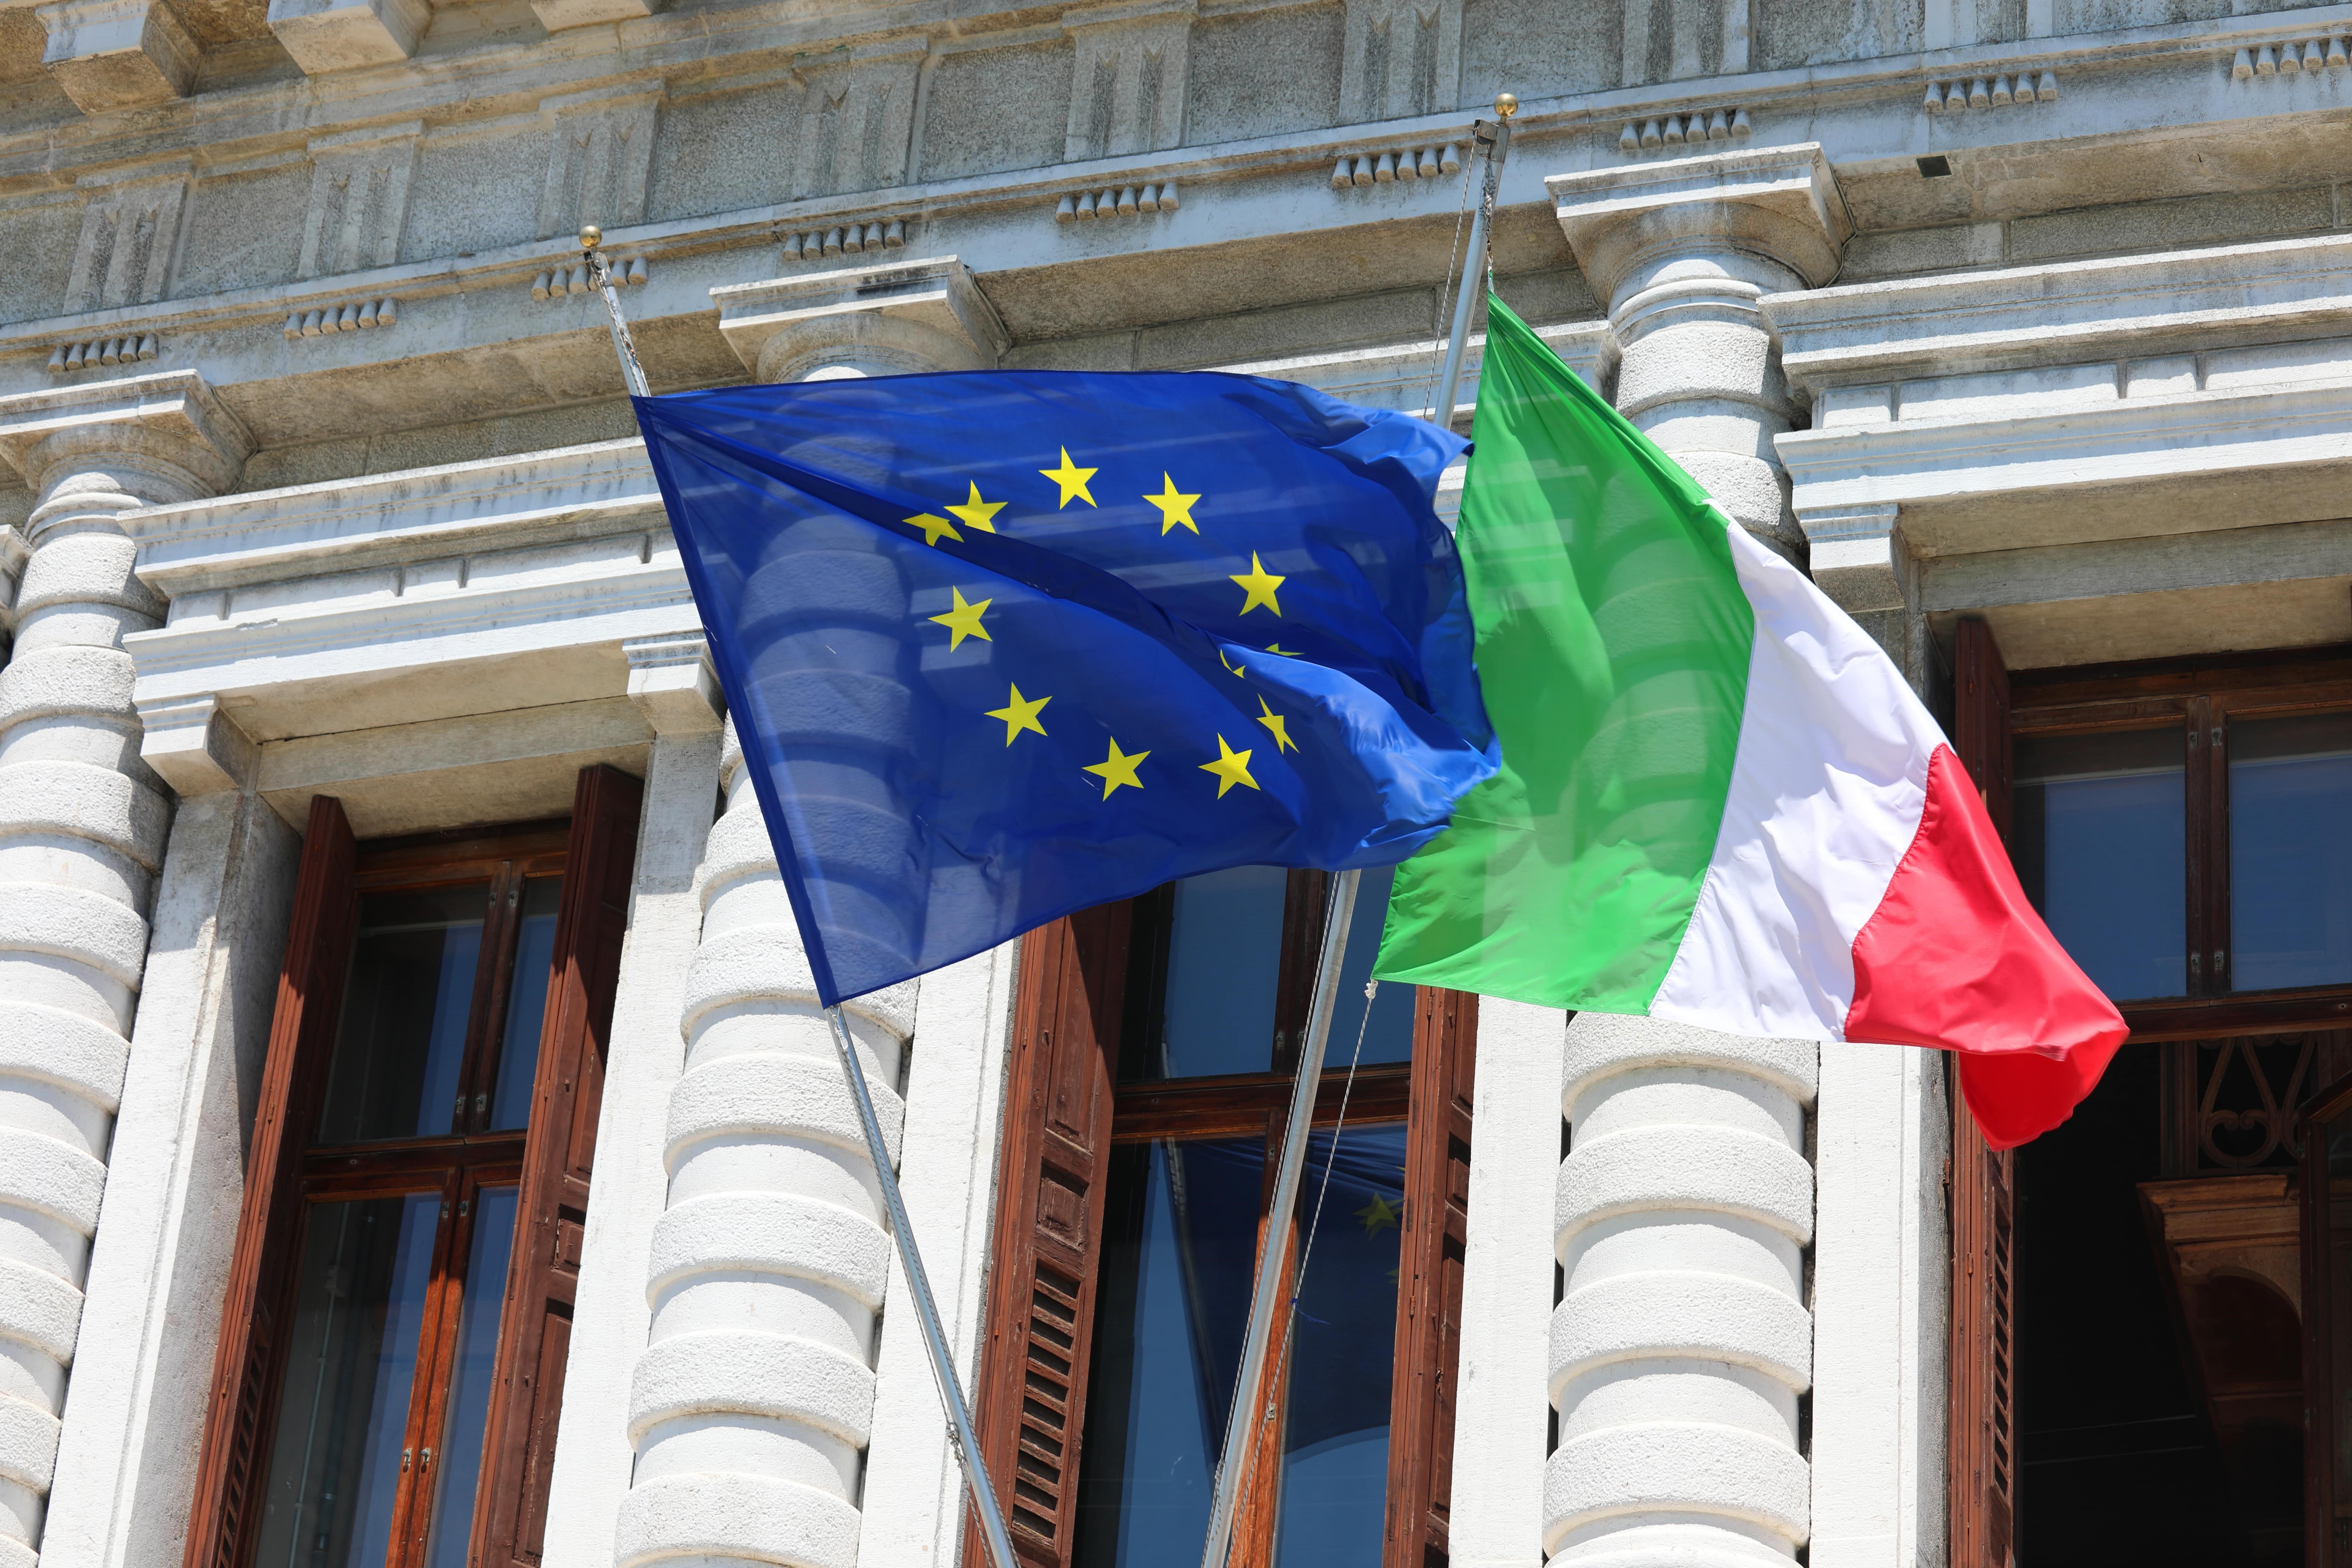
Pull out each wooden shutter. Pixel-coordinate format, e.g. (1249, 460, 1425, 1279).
(184, 797, 360, 1568)
(1949, 618, 2019, 1568)
(1386, 987, 1477, 1568)
(474, 764, 643, 1567)
(969, 903, 1133, 1568)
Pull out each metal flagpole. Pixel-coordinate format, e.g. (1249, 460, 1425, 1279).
(1429, 93, 1518, 430)
(1196, 90, 1515, 1568)
(1197, 867, 1360, 1568)
(579, 228, 1024, 1568)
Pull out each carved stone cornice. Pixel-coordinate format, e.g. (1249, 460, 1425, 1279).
(712, 256, 1009, 383)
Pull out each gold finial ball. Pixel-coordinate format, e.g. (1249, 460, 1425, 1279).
(578, 224, 603, 251)
(1494, 92, 1519, 119)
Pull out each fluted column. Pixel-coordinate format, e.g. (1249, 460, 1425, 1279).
(0, 373, 244, 1567)
(1548, 145, 1851, 561)
(1548, 1016, 1818, 1568)
(614, 718, 912, 1568)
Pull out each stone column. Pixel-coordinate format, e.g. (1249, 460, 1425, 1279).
(1548, 1016, 1818, 1568)
(0, 372, 246, 1568)
(41, 698, 295, 1568)
(611, 717, 911, 1568)
(1547, 145, 1850, 562)
(1533, 149, 1848, 1568)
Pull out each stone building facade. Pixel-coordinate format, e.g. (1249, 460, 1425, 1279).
(0, 2, 2342, 1568)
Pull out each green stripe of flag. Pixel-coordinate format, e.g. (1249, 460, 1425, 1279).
(1373, 295, 1756, 1011)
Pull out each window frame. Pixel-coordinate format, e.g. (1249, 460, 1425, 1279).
(968, 877, 1474, 1568)
(1953, 632, 2352, 1568)
(185, 767, 643, 1568)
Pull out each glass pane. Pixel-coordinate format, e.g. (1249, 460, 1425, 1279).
(1275, 1124, 1407, 1568)
(1326, 867, 1415, 1068)
(424, 1185, 519, 1568)
(2232, 713, 2352, 991)
(248, 1193, 441, 1568)
(490, 877, 564, 1128)
(1073, 1138, 1267, 1568)
(2014, 729, 2186, 1001)
(1155, 867, 1289, 1078)
(319, 886, 488, 1143)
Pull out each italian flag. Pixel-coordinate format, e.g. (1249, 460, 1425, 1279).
(1374, 298, 2127, 1148)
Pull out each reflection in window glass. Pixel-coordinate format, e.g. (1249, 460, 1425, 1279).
(1327, 867, 1415, 1067)
(425, 1185, 519, 1568)
(250, 1193, 440, 1568)
(2231, 713, 2352, 992)
(1275, 1124, 1407, 1568)
(490, 878, 564, 1128)
(2015, 729, 2186, 1001)
(319, 886, 488, 1143)
(1074, 1139, 1266, 1568)
(1157, 867, 1288, 1078)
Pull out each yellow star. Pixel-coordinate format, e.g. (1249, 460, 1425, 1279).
(985, 683, 1050, 746)
(1265, 644, 1300, 657)
(1198, 735, 1259, 798)
(1255, 697, 1296, 754)
(1356, 1194, 1400, 1237)
(945, 482, 1007, 534)
(1230, 552, 1285, 616)
(1144, 473, 1200, 535)
(1083, 737, 1148, 798)
(927, 586, 993, 650)
(904, 511, 961, 547)
(1040, 448, 1098, 509)
(1218, 648, 1248, 678)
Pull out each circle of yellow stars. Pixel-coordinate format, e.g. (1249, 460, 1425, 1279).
(902, 443, 1325, 802)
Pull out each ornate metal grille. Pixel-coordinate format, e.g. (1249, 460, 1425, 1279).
(2162, 1030, 2352, 1176)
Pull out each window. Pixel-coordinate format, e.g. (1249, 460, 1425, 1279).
(1947, 630, 2352, 1568)
(971, 867, 1473, 1568)
(186, 768, 642, 1568)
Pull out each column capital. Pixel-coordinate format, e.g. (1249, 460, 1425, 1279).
(1546, 143, 1853, 310)
(712, 256, 1009, 383)
(0, 369, 251, 528)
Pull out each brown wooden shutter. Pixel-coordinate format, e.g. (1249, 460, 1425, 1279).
(183, 797, 360, 1568)
(969, 903, 1133, 1568)
(1949, 618, 2019, 1568)
(1385, 987, 1476, 1568)
(475, 764, 643, 1567)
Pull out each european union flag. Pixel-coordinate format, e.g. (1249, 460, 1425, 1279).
(636, 372, 1496, 1006)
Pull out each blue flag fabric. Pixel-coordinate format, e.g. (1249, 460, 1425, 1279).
(635, 371, 1496, 1006)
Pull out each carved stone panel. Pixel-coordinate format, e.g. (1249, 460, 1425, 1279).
(794, 44, 924, 198)
(64, 162, 189, 314)
(1339, 0, 1458, 122)
(539, 86, 662, 240)
(298, 122, 419, 279)
(1062, 0, 1192, 161)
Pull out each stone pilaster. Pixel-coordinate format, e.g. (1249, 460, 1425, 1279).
(0, 371, 245, 1568)
(611, 716, 910, 1568)
(711, 256, 1008, 383)
(1548, 144, 1850, 561)
(1549, 1016, 1818, 1568)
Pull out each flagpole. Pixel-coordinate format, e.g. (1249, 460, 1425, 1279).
(1198, 867, 1360, 1568)
(580, 234, 1023, 1568)
(1430, 93, 1518, 430)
